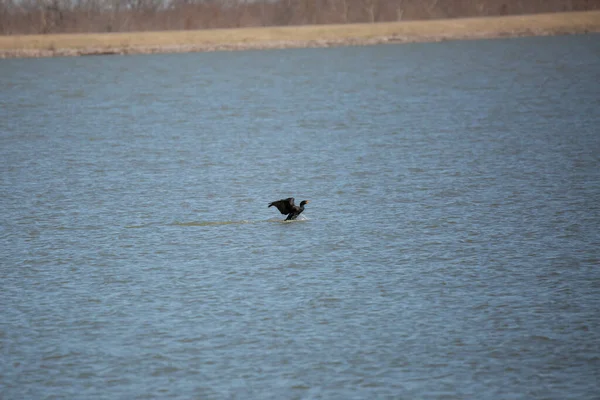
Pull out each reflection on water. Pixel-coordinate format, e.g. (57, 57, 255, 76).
(1, 34, 599, 399)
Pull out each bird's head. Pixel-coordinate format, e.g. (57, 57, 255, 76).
(300, 200, 310, 207)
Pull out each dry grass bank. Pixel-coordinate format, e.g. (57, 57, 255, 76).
(1, 10, 599, 59)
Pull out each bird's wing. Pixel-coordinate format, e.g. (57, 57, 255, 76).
(268, 198, 295, 215)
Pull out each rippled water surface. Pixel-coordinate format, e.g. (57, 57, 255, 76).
(1, 34, 600, 399)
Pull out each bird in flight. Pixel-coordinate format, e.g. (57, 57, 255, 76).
(268, 197, 310, 221)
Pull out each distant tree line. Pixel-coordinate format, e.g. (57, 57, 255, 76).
(0, 0, 598, 35)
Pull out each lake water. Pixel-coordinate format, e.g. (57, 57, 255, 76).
(1, 34, 599, 399)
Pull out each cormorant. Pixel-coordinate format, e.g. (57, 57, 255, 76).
(268, 197, 310, 221)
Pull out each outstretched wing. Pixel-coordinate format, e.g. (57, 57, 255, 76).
(268, 197, 295, 215)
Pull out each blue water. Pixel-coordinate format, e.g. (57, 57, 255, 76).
(1, 34, 600, 399)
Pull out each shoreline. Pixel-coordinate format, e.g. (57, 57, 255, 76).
(1, 11, 599, 59)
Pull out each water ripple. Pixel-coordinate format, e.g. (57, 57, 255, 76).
(1, 35, 599, 399)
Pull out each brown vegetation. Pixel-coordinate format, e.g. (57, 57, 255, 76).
(2, 11, 599, 59)
(1, 0, 599, 35)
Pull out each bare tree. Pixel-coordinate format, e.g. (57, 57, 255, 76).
(363, 0, 377, 22)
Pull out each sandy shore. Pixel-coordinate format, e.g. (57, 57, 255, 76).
(1, 11, 599, 59)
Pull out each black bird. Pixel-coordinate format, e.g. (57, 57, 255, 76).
(268, 197, 310, 221)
